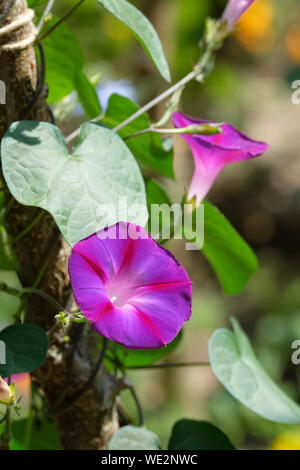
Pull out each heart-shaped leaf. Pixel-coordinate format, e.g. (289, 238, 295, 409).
(1, 121, 148, 246)
(108, 426, 161, 450)
(184, 202, 258, 295)
(209, 318, 300, 423)
(0, 323, 49, 378)
(168, 419, 235, 450)
(96, 0, 171, 82)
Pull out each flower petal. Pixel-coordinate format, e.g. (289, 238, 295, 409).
(222, 0, 256, 31)
(173, 111, 268, 204)
(69, 251, 111, 322)
(93, 304, 167, 349)
(69, 222, 192, 349)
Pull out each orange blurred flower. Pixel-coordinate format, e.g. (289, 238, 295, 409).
(234, 0, 274, 54)
(285, 25, 300, 64)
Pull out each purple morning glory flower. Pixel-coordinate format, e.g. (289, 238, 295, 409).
(69, 222, 192, 349)
(173, 112, 268, 205)
(221, 0, 256, 31)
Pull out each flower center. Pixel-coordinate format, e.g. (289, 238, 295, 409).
(108, 279, 133, 308)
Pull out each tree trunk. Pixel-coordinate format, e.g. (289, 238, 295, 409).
(0, 0, 119, 449)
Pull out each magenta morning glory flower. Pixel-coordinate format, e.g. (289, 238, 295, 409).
(221, 0, 256, 31)
(69, 222, 192, 349)
(173, 112, 268, 205)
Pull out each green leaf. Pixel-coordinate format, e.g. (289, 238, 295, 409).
(146, 179, 173, 236)
(43, 19, 83, 104)
(106, 331, 182, 370)
(0, 194, 18, 271)
(75, 70, 102, 119)
(1, 121, 148, 246)
(96, 0, 170, 82)
(43, 20, 101, 114)
(146, 179, 171, 207)
(108, 426, 161, 450)
(102, 94, 174, 178)
(0, 228, 17, 271)
(0, 323, 49, 378)
(28, 0, 46, 6)
(202, 202, 257, 295)
(168, 419, 235, 450)
(11, 418, 60, 450)
(0, 271, 22, 325)
(209, 318, 300, 424)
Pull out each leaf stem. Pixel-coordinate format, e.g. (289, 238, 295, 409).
(113, 69, 199, 133)
(11, 210, 44, 245)
(37, 0, 55, 33)
(65, 112, 105, 145)
(123, 123, 221, 141)
(38, 0, 86, 41)
(65, 47, 214, 144)
(128, 383, 144, 427)
(0, 283, 66, 313)
(21, 287, 65, 312)
(113, 44, 214, 133)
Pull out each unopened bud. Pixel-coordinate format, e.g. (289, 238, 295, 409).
(0, 376, 14, 406)
(182, 123, 222, 136)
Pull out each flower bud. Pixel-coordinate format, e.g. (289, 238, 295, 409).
(222, 0, 255, 31)
(0, 376, 14, 406)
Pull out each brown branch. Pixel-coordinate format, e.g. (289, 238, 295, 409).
(0, 0, 119, 450)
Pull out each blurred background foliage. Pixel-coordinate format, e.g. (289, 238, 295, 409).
(2, 0, 300, 449)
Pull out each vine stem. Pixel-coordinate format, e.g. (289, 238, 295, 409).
(65, 113, 104, 144)
(128, 383, 144, 427)
(113, 69, 199, 133)
(65, 48, 213, 144)
(37, 0, 55, 33)
(123, 123, 221, 141)
(0, 283, 66, 313)
(11, 210, 44, 245)
(127, 361, 210, 370)
(38, 0, 86, 41)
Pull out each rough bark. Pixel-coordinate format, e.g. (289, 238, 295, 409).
(0, 0, 119, 449)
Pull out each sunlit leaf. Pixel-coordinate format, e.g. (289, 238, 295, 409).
(96, 0, 171, 81)
(108, 426, 161, 450)
(1, 121, 148, 246)
(209, 318, 300, 423)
